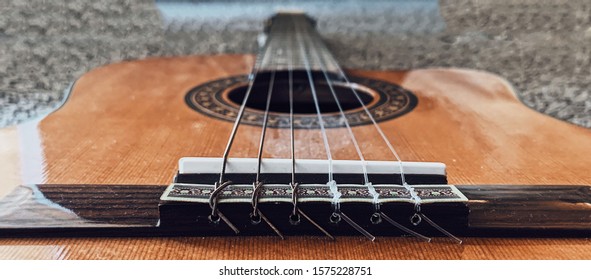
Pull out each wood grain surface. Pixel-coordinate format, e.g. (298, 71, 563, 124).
(0, 54, 590, 259)
(1, 236, 590, 260)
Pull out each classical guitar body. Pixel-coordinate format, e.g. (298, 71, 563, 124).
(4, 54, 590, 187)
(0, 13, 590, 259)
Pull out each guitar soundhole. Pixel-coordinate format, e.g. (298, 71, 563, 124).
(225, 71, 375, 114)
(185, 70, 418, 128)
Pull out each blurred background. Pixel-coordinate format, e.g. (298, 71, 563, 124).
(0, 0, 589, 128)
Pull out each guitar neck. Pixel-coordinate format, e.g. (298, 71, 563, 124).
(257, 12, 340, 73)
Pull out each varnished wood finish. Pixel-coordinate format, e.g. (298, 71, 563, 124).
(1, 184, 588, 236)
(1, 236, 591, 260)
(1, 54, 591, 259)
(462, 185, 591, 230)
(0, 183, 590, 260)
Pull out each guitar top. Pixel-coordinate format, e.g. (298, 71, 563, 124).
(0, 13, 590, 260)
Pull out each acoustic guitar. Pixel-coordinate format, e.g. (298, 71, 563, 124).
(0, 13, 590, 260)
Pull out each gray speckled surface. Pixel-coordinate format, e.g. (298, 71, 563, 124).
(0, 0, 590, 128)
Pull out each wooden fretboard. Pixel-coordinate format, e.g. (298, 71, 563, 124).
(257, 12, 340, 73)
